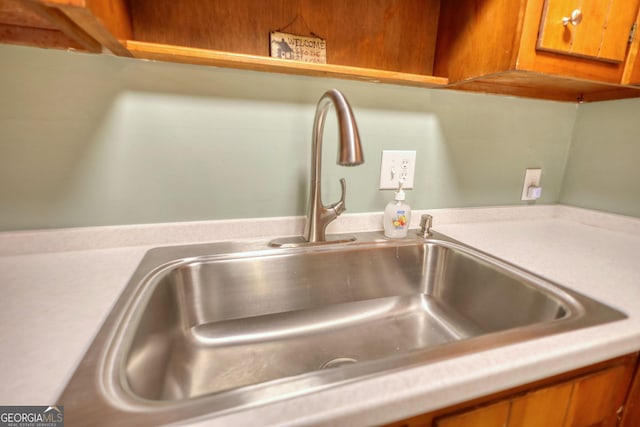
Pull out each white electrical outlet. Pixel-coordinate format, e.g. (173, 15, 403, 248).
(521, 168, 542, 201)
(379, 150, 416, 189)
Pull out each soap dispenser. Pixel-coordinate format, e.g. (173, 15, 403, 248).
(384, 180, 412, 238)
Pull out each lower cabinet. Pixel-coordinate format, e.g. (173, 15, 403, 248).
(621, 358, 640, 427)
(436, 401, 511, 427)
(562, 362, 633, 427)
(385, 353, 639, 427)
(507, 382, 573, 427)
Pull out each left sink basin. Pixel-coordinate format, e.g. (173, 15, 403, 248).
(59, 231, 625, 426)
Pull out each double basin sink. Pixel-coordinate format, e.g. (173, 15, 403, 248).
(59, 231, 625, 425)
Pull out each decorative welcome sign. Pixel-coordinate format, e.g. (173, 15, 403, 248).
(269, 31, 327, 64)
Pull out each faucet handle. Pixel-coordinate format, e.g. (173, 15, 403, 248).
(331, 178, 347, 216)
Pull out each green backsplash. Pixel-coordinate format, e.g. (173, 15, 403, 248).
(560, 98, 640, 218)
(0, 44, 580, 230)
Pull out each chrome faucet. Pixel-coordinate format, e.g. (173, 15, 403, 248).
(271, 89, 364, 247)
(304, 89, 364, 242)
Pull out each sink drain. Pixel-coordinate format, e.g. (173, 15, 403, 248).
(319, 357, 358, 369)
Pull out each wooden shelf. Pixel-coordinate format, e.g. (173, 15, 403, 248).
(126, 40, 449, 88)
(4, 0, 640, 102)
(446, 71, 640, 102)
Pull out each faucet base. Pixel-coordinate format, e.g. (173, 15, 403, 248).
(269, 235, 356, 248)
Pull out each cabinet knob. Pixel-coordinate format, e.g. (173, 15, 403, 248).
(562, 9, 582, 27)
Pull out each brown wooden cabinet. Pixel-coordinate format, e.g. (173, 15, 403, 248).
(385, 353, 639, 427)
(37, 0, 447, 89)
(3, 0, 640, 101)
(562, 362, 634, 427)
(436, 401, 511, 427)
(508, 382, 573, 427)
(623, 23, 640, 86)
(436, 362, 633, 427)
(0, 0, 100, 51)
(39, 0, 132, 57)
(435, 0, 640, 101)
(537, 0, 639, 63)
(620, 355, 640, 427)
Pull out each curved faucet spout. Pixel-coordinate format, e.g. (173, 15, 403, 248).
(304, 89, 364, 243)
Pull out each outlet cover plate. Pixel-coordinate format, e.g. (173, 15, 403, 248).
(379, 150, 416, 189)
(521, 168, 542, 201)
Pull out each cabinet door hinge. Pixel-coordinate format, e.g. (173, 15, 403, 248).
(630, 23, 637, 44)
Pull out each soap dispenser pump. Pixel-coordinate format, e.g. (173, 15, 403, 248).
(384, 180, 412, 238)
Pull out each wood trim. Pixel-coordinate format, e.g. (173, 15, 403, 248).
(125, 40, 449, 88)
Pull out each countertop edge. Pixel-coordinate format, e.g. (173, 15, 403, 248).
(2, 204, 639, 256)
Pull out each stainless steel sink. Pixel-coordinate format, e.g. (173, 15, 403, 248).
(59, 231, 626, 426)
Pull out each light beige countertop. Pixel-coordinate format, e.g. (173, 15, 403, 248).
(1, 205, 639, 426)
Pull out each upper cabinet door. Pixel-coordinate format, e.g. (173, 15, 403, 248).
(537, 0, 640, 63)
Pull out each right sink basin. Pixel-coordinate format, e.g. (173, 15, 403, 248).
(59, 231, 627, 426)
